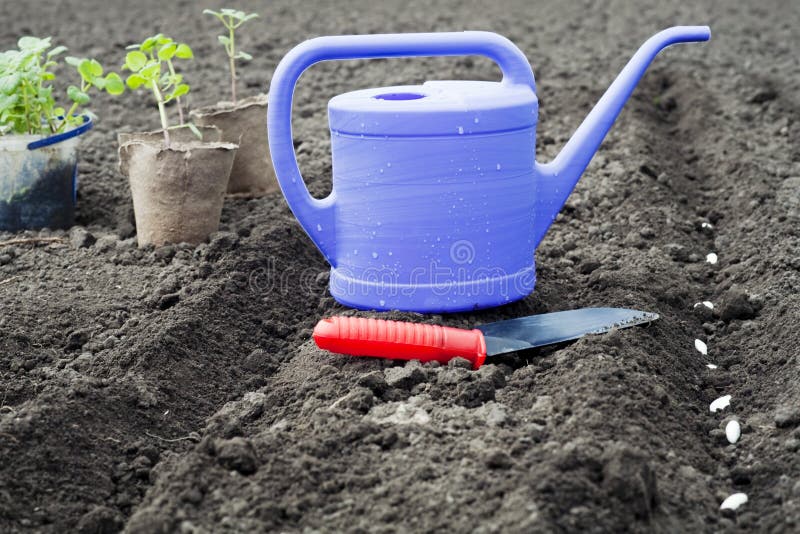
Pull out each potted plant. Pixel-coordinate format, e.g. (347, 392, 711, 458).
(190, 9, 275, 197)
(0, 36, 123, 232)
(116, 34, 238, 247)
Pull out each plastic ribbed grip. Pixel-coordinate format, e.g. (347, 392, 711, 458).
(313, 317, 487, 369)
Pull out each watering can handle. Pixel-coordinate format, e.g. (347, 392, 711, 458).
(267, 31, 536, 264)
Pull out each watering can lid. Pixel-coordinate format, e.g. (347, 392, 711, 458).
(328, 80, 537, 137)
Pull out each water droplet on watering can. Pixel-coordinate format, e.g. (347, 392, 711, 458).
(457, 126, 464, 134)
(386, 162, 392, 167)
(353, 249, 358, 255)
(372, 252, 378, 259)
(473, 117, 480, 124)
(379, 300, 386, 307)
(317, 224, 322, 231)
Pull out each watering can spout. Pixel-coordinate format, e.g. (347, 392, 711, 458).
(533, 26, 710, 246)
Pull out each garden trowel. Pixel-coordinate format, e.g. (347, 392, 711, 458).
(313, 308, 659, 369)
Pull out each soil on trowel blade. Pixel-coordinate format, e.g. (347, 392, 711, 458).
(0, 1, 798, 532)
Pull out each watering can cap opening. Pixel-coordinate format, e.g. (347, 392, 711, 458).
(328, 80, 537, 137)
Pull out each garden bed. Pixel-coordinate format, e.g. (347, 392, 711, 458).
(0, 0, 798, 532)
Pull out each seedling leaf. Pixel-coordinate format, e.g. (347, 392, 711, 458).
(67, 85, 90, 105)
(158, 43, 177, 61)
(48, 46, 68, 58)
(221, 8, 244, 18)
(104, 73, 125, 95)
(141, 35, 162, 53)
(0, 94, 18, 109)
(0, 73, 21, 94)
(140, 62, 160, 79)
(125, 51, 148, 72)
(18, 36, 51, 52)
(78, 59, 103, 82)
(125, 73, 146, 90)
(172, 83, 189, 99)
(175, 44, 193, 59)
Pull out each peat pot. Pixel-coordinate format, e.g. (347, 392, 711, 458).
(118, 133, 238, 247)
(0, 117, 93, 231)
(191, 93, 276, 196)
(117, 125, 222, 146)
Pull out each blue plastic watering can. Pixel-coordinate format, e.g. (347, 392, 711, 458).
(268, 26, 710, 313)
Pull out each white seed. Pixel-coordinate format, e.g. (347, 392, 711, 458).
(706, 363, 718, 369)
(725, 420, 741, 444)
(695, 339, 708, 355)
(720, 492, 747, 511)
(694, 301, 714, 309)
(710, 395, 731, 413)
(701, 222, 713, 229)
(706, 252, 718, 264)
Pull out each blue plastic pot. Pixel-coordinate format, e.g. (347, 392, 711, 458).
(0, 116, 93, 232)
(268, 28, 710, 312)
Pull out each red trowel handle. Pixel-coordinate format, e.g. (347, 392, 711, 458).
(313, 317, 487, 369)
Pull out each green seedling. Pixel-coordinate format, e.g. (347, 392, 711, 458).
(65, 56, 125, 119)
(123, 34, 198, 146)
(204, 8, 258, 104)
(0, 36, 122, 136)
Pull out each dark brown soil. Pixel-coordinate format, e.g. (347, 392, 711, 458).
(1, 0, 798, 532)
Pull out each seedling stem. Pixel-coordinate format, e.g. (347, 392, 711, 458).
(228, 24, 237, 103)
(151, 81, 170, 146)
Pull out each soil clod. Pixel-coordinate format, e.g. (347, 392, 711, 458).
(214, 437, 260, 475)
(775, 407, 800, 429)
